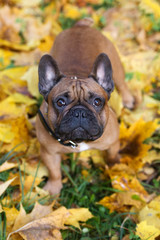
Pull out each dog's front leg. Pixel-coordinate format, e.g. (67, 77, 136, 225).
(40, 145, 62, 195)
(106, 140, 120, 166)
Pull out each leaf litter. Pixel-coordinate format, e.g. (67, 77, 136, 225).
(0, 0, 159, 239)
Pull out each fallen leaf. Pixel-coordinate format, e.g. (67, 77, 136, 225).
(77, 149, 105, 166)
(142, 150, 160, 164)
(136, 220, 160, 240)
(7, 206, 69, 240)
(64, 4, 81, 19)
(20, 159, 48, 179)
(0, 161, 18, 172)
(139, 0, 160, 19)
(0, 177, 16, 196)
(16, 0, 42, 8)
(21, 175, 41, 195)
(21, 65, 40, 98)
(0, 116, 31, 152)
(105, 163, 148, 196)
(65, 208, 93, 229)
(4, 206, 19, 234)
(148, 196, 160, 212)
(0, 204, 3, 213)
(13, 201, 54, 231)
(0, 38, 40, 51)
(138, 205, 160, 229)
(119, 118, 159, 171)
(109, 88, 123, 117)
(99, 191, 145, 213)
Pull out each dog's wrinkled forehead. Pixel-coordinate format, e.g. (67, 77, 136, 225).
(49, 77, 107, 101)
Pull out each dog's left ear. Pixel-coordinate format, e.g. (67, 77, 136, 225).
(89, 53, 114, 99)
(38, 54, 62, 101)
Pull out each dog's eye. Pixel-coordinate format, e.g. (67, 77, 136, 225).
(93, 98, 102, 107)
(57, 98, 66, 107)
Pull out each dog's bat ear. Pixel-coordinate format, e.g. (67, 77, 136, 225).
(89, 53, 114, 99)
(38, 54, 62, 101)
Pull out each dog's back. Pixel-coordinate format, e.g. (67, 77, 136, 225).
(50, 19, 124, 80)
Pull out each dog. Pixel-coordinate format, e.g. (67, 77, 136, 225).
(36, 19, 135, 195)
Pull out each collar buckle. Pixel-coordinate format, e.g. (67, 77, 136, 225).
(69, 141, 78, 149)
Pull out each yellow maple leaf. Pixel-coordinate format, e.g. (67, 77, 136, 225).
(139, 0, 160, 19)
(38, 35, 54, 52)
(0, 123, 14, 143)
(20, 175, 41, 195)
(142, 150, 160, 164)
(64, 4, 81, 19)
(138, 206, 160, 229)
(109, 89, 123, 117)
(20, 159, 48, 179)
(0, 39, 40, 51)
(77, 149, 105, 165)
(136, 220, 160, 240)
(0, 116, 31, 152)
(99, 191, 145, 213)
(119, 118, 159, 171)
(122, 95, 160, 125)
(122, 51, 160, 80)
(0, 49, 14, 69)
(65, 208, 93, 229)
(0, 66, 28, 82)
(4, 206, 19, 235)
(21, 66, 40, 98)
(148, 196, 160, 212)
(7, 93, 36, 106)
(105, 163, 148, 196)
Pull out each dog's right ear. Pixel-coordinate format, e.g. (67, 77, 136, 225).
(38, 54, 62, 101)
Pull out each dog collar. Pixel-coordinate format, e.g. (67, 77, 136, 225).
(38, 109, 78, 149)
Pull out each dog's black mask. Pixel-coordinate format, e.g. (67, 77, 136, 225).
(55, 105, 103, 143)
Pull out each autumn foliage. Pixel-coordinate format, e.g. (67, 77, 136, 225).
(0, 0, 160, 239)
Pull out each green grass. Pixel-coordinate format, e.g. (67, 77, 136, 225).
(60, 155, 139, 240)
(1, 145, 160, 239)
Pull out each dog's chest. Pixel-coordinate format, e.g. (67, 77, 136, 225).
(78, 142, 90, 152)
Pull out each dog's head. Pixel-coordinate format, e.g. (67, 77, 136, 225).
(38, 53, 114, 143)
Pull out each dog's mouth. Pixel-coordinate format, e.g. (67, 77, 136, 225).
(55, 126, 103, 143)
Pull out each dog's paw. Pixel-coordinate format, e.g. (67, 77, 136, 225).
(123, 94, 136, 110)
(43, 179, 62, 195)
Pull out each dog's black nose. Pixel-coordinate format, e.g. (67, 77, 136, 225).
(73, 109, 87, 118)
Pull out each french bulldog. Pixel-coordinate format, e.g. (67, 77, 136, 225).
(36, 19, 135, 195)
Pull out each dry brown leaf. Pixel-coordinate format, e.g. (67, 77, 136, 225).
(99, 191, 145, 213)
(0, 161, 18, 172)
(13, 202, 54, 231)
(7, 206, 69, 240)
(0, 177, 16, 196)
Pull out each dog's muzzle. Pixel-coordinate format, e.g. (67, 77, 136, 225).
(55, 106, 103, 143)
